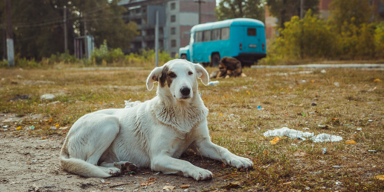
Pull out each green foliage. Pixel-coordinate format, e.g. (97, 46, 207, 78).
(124, 49, 173, 65)
(260, 10, 384, 65)
(329, 0, 373, 33)
(266, 0, 319, 29)
(91, 40, 125, 64)
(0, 0, 137, 60)
(215, 0, 265, 21)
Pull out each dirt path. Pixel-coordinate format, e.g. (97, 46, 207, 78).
(0, 134, 238, 192)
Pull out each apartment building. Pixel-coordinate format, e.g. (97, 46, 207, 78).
(119, 0, 216, 57)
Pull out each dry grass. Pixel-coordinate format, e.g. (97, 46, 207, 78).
(1, 66, 383, 191)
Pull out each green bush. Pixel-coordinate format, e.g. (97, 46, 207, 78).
(260, 10, 384, 65)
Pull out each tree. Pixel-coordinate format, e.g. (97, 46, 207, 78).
(329, 0, 373, 32)
(0, 0, 137, 60)
(215, 0, 265, 21)
(266, 0, 319, 29)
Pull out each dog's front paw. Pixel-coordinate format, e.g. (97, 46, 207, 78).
(108, 167, 122, 177)
(226, 156, 254, 169)
(188, 167, 213, 181)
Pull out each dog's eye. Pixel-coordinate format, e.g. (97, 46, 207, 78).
(168, 72, 177, 78)
(188, 71, 193, 75)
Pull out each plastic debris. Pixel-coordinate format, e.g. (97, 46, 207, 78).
(311, 102, 317, 106)
(208, 81, 219, 86)
(322, 148, 327, 154)
(124, 99, 142, 108)
(373, 78, 381, 82)
(40, 94, 55, 100)
(50, 127, 57, 130)
(368, 150, 377, 153)
(312, 133, 343, 143)
(257, 106, 262, 110)
(321, 69, 326, 73)
(305, 186, 310, 190)
(30, 125, 35, 130)
(335, 181, 342, 185)
(59, 127, 68, 130)
(333, 166, 341, 168)
(263, 127, 314, 139)
(3, 125, 8, 128)
(345, 140, 357, 144)
(375, 175, 384, 180)
(334, 82, 340, 87)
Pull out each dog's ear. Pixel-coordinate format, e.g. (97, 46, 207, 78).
(146, 66, 164, 91)
(194, 64, 209, 85)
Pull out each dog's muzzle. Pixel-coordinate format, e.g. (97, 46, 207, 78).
(180, 86, 191, 99)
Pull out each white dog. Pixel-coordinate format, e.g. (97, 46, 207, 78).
(60, 59, 253, 180)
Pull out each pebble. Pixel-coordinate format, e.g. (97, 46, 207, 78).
(311, 102, 317, 106)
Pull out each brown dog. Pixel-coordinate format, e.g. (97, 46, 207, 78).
(210, 57, 246, 79)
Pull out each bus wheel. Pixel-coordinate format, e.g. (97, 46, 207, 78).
(211, 54, 220, 67)
(181, 54, 187, 60)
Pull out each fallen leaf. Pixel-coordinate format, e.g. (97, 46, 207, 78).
(219, 113, 223, 116)
(141, 178, 157, 186)
(373, 78, 381, 82)
(263, 150, 269, 157)
(283, 182, 292, 185)
(55, 124, 59, 128)
(16, 126, 21, 130)
(345, 140, 357, 144)
(41, 137, 47, 140)
(163, 185, 175, 190)
(311, 80, 315, 83)
(48, 117, 53, 123)
(221, 163, 227, 167)
(104, 182, 110, 184)
(246, 90, 250, 95)
(375, 175, 384, 180)
(225, 181, 242, 189)
(180, 185, 189, 188)
(270, 137, 284, 145)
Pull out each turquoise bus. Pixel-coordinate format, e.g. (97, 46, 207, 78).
(179, 18, 266, 67)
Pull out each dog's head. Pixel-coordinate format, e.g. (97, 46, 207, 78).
(146, 59, 209, 101)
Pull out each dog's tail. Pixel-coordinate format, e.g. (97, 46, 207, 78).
(60, 149, 111, 178)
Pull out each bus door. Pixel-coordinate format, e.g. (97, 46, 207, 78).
(240, 26, 261, 53)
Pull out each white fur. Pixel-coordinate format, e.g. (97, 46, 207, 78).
(60, 59, 253, 180)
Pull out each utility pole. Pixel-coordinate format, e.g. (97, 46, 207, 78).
(155, 11, 159, 67)
(194, 0, 205, 24)
(83, 13, 87, 36)
(64, 6, 68, 52)
(5, 0, 14, 67)
(300, 0, 304, 19)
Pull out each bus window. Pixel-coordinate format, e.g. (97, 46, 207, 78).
(203, 30, 211, 42)
(247, 28, 256, 36)
(221, 27, 230, 40)
(195, 31, 203, 43)
(211, 28, 220, 41)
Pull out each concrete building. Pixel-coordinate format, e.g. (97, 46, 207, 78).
(119, 0, 216, 57)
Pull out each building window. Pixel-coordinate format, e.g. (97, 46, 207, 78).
(247, 28, 256, 36)
(203, 30, 211, 42)
(171, 39, 176, 47)
(171, 15, 176, 22)
(171, 27, 176, 35)
(195, 31, 203, 43)
(211, 28, 221, 41)
(171, 2, 176, 10)
(221, 27, 230, 40)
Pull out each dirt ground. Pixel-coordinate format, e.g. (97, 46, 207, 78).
(0, 133, 240, 192)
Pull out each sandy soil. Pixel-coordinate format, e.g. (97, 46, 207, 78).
(0, 133, 241, 192)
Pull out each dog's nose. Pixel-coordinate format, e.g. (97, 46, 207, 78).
(180, 87, 190, 96)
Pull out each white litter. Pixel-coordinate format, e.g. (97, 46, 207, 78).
(321, 69, 326, 73)
(40, 94, 55, 100)
(311, 133, 343, 143)
(263, 127, 343, 143)
(263, 127, 314, 140)
(334, 82, 340, 87)
(124, 99, 142, 108)
(208, 81, 219, 86)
